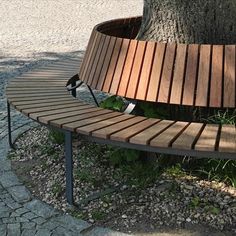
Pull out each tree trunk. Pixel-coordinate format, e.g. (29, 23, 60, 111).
(137, 0, 236, 44)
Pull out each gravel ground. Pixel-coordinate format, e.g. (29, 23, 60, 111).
(9, 126, 236, 235)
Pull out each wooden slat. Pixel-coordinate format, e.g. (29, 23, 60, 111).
(135, 42, 156, 100)
(102, 38, 123, 92)
(19, 73, 72, 77)
(8, 95, 69, 103)
(194, 124, 219, 151)
(126, 41, 147, 98)
(12, 97, 73, 106)
(7, 83, 66, 87)
(87, 34, 106, 85)
(182, 44, 199, 106)
(170, 44, 187, 104)
(219, 125, 236, 153)
(96, 37, 117, 90)
(109, 39, 130, 94)
(129, 120, 174, 145)
(77, 114, 133, 135)
(150, 121, 189, 147)
(117, 40, 138, 96)
(195, 45, 211, 106)
(29, 105, 87, 121)
(157, 43, 176, 103)
(63, 111, 121, 131)
(41, 106, 99, 125)
(10, 79, 65, 83)
(83, 32, 102, 84)
(79, 30, 96, 78)
(16, 99, 77, 110)
(110, 118, 159, 142)
(92, 116, 146, 139)
(80, 31, 99, 82)
(172, 122, 204, 150)
(22, 102, 81, 114)
(17, 72, 74, 76)
(46, 108, 109, 127)
(7, 92, 68, 99)
(9, 78, 67, 82)
(91, 36, 111, 88)
(8, 80, 66, 84)
(224, 45, 235, 107)
(33, 65, 79, 70)
(146, 43, 166, 101)
(210, 45, 223, 107)
(6, 89, 65, 94)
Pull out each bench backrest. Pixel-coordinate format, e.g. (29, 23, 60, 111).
(79, 17, 236, 108)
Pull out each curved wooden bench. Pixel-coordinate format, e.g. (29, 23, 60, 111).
(80, 16, 236, 108)
(6, 17, 236, 205)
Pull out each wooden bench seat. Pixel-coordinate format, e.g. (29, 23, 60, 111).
(6, 59, 236, 159)
(5, 17, 236, 205)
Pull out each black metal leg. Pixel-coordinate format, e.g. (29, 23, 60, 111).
(87, 85, 99, 107)
(71, 81, 77, 98)
(65, 131, 74, 205)
(7, 101, 14, 149)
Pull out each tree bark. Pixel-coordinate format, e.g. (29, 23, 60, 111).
(137, 0, 236, 44)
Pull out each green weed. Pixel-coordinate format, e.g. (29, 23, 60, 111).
(48, 129, 65, 145)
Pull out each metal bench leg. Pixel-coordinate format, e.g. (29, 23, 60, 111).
(71, 81, 77, 98)
(7, 101, 14, 149)
(65, 131, 74, 205)
(87, 85, 99, 107)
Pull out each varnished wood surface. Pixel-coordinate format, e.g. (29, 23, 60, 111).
(5, 32, 236, 157)
(80, 17, 236, 108)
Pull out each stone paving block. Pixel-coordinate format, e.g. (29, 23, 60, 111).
(0, 192, 11, 200)
(15, 216, 30, 223)
(54, 215, 90, 233)
(10, 212, 19, 217)
(7, 202, 22, 210)
(83, 227, 130, 236)
(7, 223, 21, 236)
(32, 216, 47, 225)
(2, 217, 17, 224)
(0, 224, 7, 236)
(21, 222, 36, 229)
(22, 211, 38, 220)
(24, 199, 58, 218)
(0, 159, 11, 172)
(7, 185, 31, 203)
(37, 219, 61, 231)
(0, 211, 10, 218)
(52, 226, 81, 236)
(0, 171, 21, 188)
(14, 207, 29, 216)
(0, 139, 8, 160)
(35, 228, 52, 236)
(4, 197, 16, 205)
(21, 229, 37, 236)
(0, 204, 10, 212)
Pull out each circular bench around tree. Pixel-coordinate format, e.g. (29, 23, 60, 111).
(6, 17, 236, 205)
